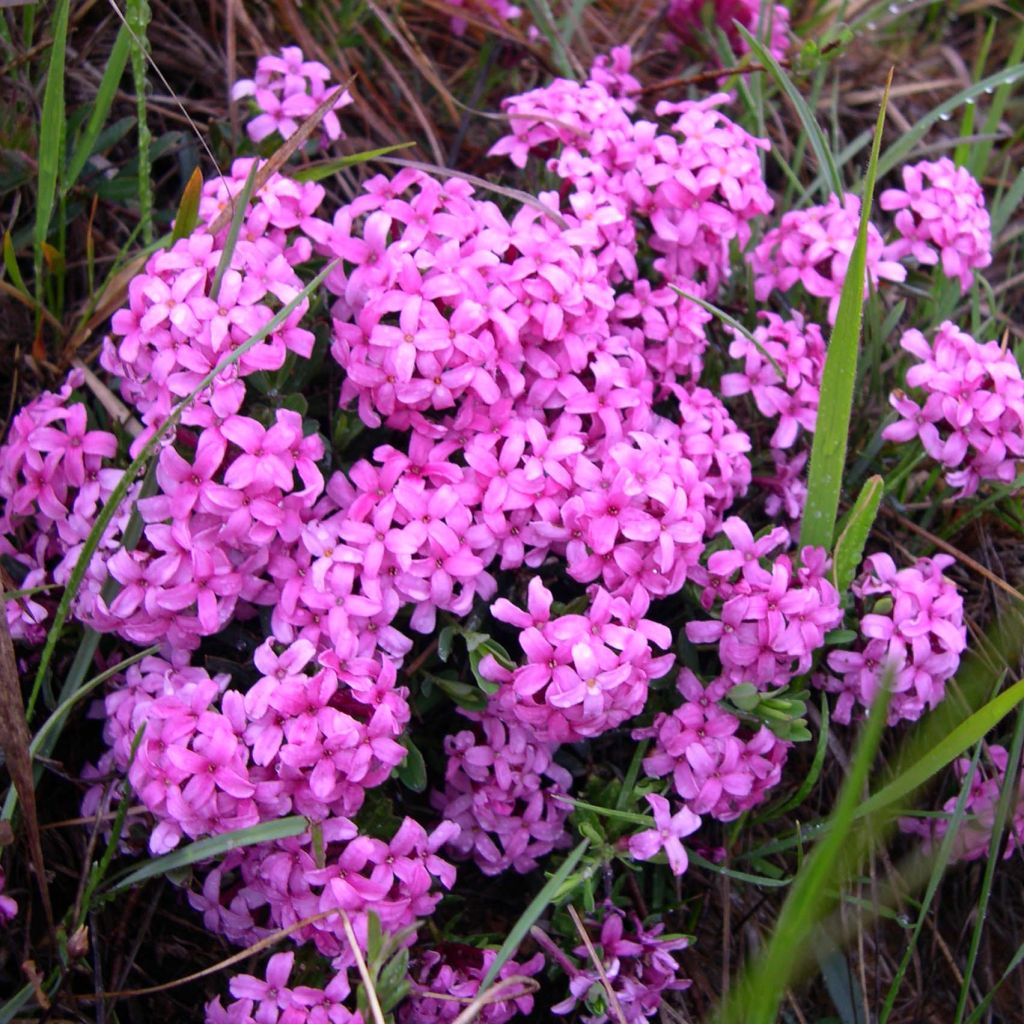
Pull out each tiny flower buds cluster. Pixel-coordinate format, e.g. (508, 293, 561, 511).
(400, 947, 543, 1024)
(686, 519, 842, 689)
(232, 45, 352, 147)
(900, 746, 1024, 863)
(635, 670, 790, 820)
(549, 907, 690, 1024)
(883, 322, 1024, 497)
(666, 0, 790, 61)
(749, 193, 906, 323)
(482, 577, 674, 743)
(721, 312, 826, 449)
(824, 553, 965, 725)
(435, 712, 573, 875)
(880, 157, 992, 290)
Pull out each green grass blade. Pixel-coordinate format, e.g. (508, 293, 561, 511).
(16, 258, 337, 735)
(736, 24, 843, 199)
(878, 744, 984, 1023)
(715, 682, 892, 1024)
(478, 838, 589, 991)
(969, 23, 1024, 179)
(33, 0, 69, 278)
(209, 159, 260, 301)
(875, 63, 1024, 182)
(170, 166, 204, 243)
(520, 0, 578, 79)
(292, 143, 416, 182)
(799, 72, 891, 552)
(954, 19, 995, 168)
(106, 816, 310, 893)
(953, 704, 1024, 1024)
(64, 23, 131, 191)
(991, 166, 1024, 237)
(831, 475, 883, 594)
(854, 675, 1024, 822)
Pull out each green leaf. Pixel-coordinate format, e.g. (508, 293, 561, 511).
(170, 166, 203, 242)
(716, 678, 892, 1024)
(478, 838, 590, 991)
(34, 0, 69, 263)
(800, 74, 891, 552)
(428, 672, 489, 711)
(292, 142, 415, 182)
(107, 816, 308, 892)
(2, 231, 28, 295)
(64, 23, 131, 190)
(210, 159, 259, 301)
(831, 475, 884, 594)
(736, 23, 843, 199)
(853, 675, 1024, 823)
(396, 737, 427, 793)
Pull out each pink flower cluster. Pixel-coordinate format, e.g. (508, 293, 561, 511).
(481, 578, 674, 743)
(548, 907, 690, 1024)
(883, 322, 1024, 497)
(401, 947, 543, 1024)
(722, 312, 826, 450)
(666, 0, 790, 61)
(232, 46, 352, 147)
(880, 157, 992, 290)
(901, 745, 1024, 863)
(824, 553, 965, 725)
(635, 669, 790, 821)
(435, 711, 572, 875)
(749, 192, 906, 323)
(490, 52, 773, 298)
(686, 519, 843, 689)
(0, 369, 129, 643)
(208, 950, 362, 1024)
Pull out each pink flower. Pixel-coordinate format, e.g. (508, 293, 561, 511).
(628, 793, 701, 875)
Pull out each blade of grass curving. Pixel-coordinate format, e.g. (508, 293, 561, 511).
(34, 0, 69, 295)
(18, 258, 338, 733)
(735, 24, 843, 199)
(715, 681, 892, 1024)
(875, 63, 1024, 182)
(521, 0, 579, 79)
(831, 475, 883, 595)
(668, 286, 785, 382)
(107, 816, 309, 893)
(478, 838, 589, 991)
(64, 23, 131, 192)
(878, 743, 983, 1023)
(293, 143, 415, 182)
(954, 704, 1024, 1024)
(969, 23, 1024, 179)
(209, 159, 259, 302)
(854, 675, 1024, 823)
(125, 0, 153, 243)
(799, 70, 892, 552)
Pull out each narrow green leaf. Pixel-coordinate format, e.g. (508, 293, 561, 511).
(64, 23, 131, 190)
(716, 680, 892, 1024)
(520, 0, 578, 79)
(171, 166, 204, 242)
(2, 232, 28, 295)
(831, 475, 884, 594)
(210, 159, 260, 301)
(478, 838, 589, 991)
(854, 676, 1024, 823)
(107, 817, 309, 892)
(799, 73, 891, 551)
(125, 0, 153, 243)
(736, 23, 843, 198)
(34, 0, 70, 260)
(969, 23, 1024, 179)
(292, 142, 415, 182)
(875, 63, 1024, 182)
(396, 737, 427, 793)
